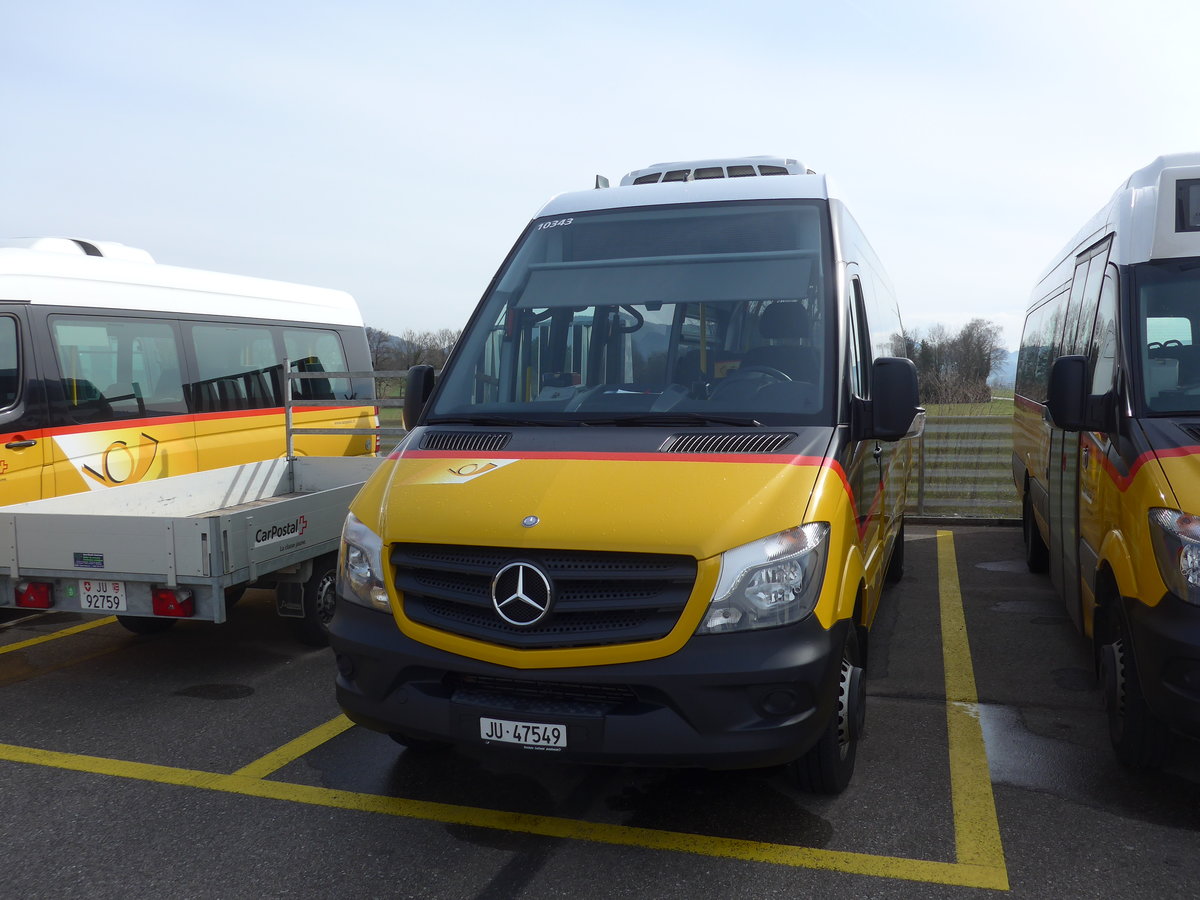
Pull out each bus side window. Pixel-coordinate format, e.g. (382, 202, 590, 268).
(284, 329, 351, 400)
(1090, 270, 1119, 396)
(51, 316, 184, 422)
(190, 324, 278, 412)
(0, 316, 18, 408)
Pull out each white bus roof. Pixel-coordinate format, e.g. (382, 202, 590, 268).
(1041, 153, 1200, 279)
(0, 238, 363, 327)
(537, 156, 833, 218)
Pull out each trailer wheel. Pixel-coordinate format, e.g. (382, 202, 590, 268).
(1101, 605, 1171, 769)
(116, 615, 177, 635)
(791, 626, 865, 794)
(287, 552, 338, 647)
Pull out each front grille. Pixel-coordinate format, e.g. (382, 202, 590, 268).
(392, 543, 697, 649)
(448, 673, 638, 716)
(661, 432, 795, 453)
(420, 430, 511, 452)
(1179, 424, 1200, 443)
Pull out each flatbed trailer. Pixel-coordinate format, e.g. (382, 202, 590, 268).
(0, 454, 384, 642)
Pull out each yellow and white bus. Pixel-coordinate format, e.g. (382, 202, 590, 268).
(329, 157, 921, 793)
(1015, 153, 1200, 768)
(0, 237, 376, 506)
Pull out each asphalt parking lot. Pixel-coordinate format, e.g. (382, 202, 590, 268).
(2, 523, 1198, 899)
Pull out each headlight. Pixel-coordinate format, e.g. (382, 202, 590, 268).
(696, 523, 830, 634)
(1149, 508, 1200, 605)
(338, 512, 391, 611)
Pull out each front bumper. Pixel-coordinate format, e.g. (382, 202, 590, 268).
(329, 598, 848, 770)
(1129, 594, 1200, 738)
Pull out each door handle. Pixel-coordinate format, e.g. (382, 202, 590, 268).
(5, 439, 36, 450)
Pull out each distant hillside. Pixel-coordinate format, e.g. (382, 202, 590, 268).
(990, 349, 1018, 389)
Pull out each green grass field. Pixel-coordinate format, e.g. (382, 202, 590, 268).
(924, 396, 1014, 417)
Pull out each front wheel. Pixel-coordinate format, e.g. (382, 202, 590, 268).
(790, 627, 865, 794)
(1101, 605, 1171, 769)
(283, 552, 339, 647)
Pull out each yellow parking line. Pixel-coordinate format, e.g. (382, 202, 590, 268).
(0, 529, 1010, 890)
(233, 714, 355, 778)
(0, 616, 116, 655)
(937, 530, 1008, 882)
(0, 739, 1007, 889)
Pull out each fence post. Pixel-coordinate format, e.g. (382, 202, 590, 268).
(917, 427, 926, 515)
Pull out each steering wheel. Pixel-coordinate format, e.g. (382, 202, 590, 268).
(709, 364, 792, 400)
(732, 364, 792, 382)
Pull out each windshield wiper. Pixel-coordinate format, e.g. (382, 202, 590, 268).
(577, 412, 762, 427)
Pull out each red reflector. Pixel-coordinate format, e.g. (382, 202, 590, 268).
(15, 581, 52, 609)
(151, 588, 194, 618)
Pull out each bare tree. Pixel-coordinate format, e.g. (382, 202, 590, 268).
(395, 328, 461, 370)
(894, 319, 1007, 404)
(365, 326, 398, 370)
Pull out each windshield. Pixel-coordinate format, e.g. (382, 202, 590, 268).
(429, 200, 833, 426)
(1137, 260, 1200, 414)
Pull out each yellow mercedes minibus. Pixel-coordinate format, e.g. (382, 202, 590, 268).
(1015, 153, 1200, 768)
(0, 237, 376, 506)
(330, 157, 921, 792)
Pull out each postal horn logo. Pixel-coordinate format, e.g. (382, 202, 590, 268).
(82, 433, 161, 487)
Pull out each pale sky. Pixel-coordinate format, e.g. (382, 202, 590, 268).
(5, 1, 1199, 351)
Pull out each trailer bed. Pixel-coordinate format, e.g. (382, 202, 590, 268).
(0, 455, 382, 623)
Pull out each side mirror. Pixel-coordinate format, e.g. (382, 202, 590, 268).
(403, 365, 435, 431)
(1047, 355, 1111, 432)
(855, 357, 921, 442)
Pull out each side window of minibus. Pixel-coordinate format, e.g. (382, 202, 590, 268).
(284, 329, 351, 400)
(1090, 269, 1119, 396)
(189, 324, 278, 412)
(847, 278, 870, 398)
(51, 316, 185, 422)
(0, 316, 18, 409)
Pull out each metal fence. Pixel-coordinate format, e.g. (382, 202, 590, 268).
(907, 415, 1019, 520)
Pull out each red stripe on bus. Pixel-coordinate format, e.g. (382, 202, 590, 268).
(1082, 433, 1200, 492)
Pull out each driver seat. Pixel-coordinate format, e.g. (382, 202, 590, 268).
(740, 302, 819, 382)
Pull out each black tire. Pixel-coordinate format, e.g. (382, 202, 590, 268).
(224, 586, 246, 609)
(884, 518, 905, 585)
(791, 627, 866, 794)
(286, 552, 339, 647)
(1023, 489, 1050, 573)
(116, 614, 177, 635)
(1101, 605, 1171, 769)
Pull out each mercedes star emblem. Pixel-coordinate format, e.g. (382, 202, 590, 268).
(491, 561, 553, 626)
